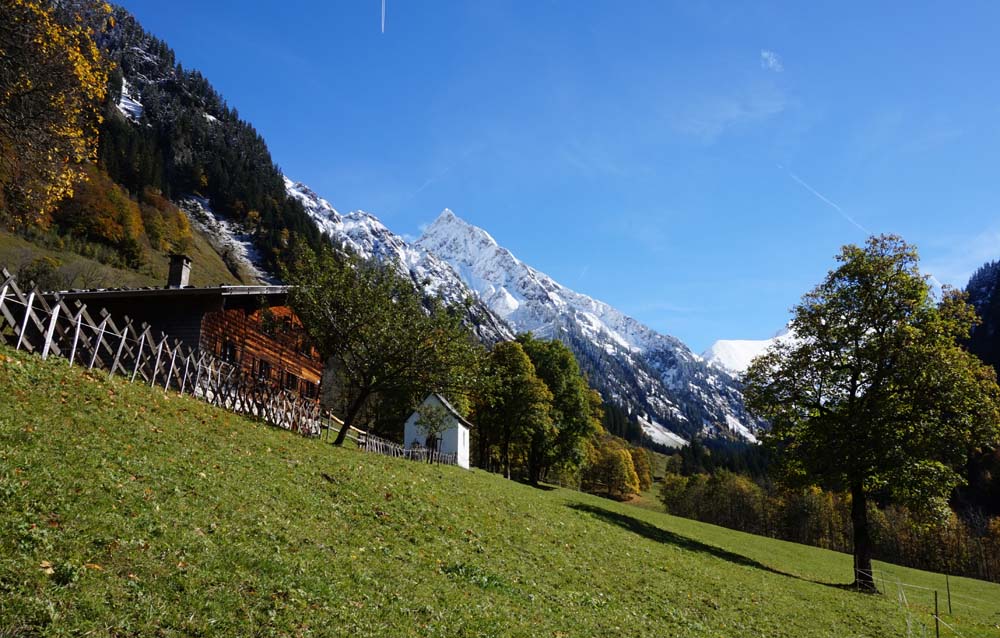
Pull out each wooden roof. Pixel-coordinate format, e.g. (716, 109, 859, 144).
(50, 284, 291, 301)
(47, 284, 293, 312)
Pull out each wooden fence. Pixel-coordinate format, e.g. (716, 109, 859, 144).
(316, 415, 457, 466)
(359, 430, 458, 465)
(358, 432, 458, 465)
(0, 268, 322, 437)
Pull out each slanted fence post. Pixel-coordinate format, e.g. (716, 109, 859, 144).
(68, 310, 83, 366)
(109, 318, 131, 379)
(164, 340, 179, 390)
(180, 349, 191, 394)
(149, 337, 164, 387)
(0, 272, 23, 341)
(89, 316, 108, 370)
(131, 330, 147, 382)
(40, 300, 61, 360)
(192, 353, 206, 397)
(15, 291, 35, 351)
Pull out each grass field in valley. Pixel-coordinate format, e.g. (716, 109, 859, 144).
(1, 344, 998, 637)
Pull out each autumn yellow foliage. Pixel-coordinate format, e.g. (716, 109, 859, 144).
(51, 164, 144, 264)
(582, 436, 641, 499)
(0, 0, 110, 226)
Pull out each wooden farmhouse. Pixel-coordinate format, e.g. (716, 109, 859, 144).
(403, 393, 472, 469)
(50, 255, 324, 400)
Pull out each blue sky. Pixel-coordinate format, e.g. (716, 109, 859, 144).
(120, 0, 1000, 352)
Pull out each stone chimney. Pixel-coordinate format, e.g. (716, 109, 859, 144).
(167, 254, 192, 288)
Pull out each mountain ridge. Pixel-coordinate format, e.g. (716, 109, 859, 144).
(284, 178, 514, 346)
(416, 208, 762, 444)
(282, 177, 762, 444)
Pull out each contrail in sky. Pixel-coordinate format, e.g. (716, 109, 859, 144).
(779, 165, 870, 234)
(381, 0, 386, 33)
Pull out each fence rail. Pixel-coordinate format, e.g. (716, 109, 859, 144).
(0, 268, 322, 437)
(856, 567, 997, 637)
(327, 421, 457, 466)
(356, 429, 457, 465)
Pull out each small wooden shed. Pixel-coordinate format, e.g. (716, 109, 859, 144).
(403, 394, 472, 469)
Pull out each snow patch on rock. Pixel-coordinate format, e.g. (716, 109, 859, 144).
(638, 415, 688, 449)
(178, 196, 276, 284)
(116, 77, 143, 122)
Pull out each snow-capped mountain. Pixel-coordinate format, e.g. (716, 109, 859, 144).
(284, 178, 513, 345)
(703, 327, 795, 374)
(416, 210, 763, 444)
(287, 181, 761, 443)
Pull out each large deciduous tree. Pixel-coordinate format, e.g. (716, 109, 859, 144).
(516, 334, 602, 485)
(286, 246, 483, 446)
(473, 341, 553, 479)
(744, 235, 1000, 591)
(0, 0, 109, 226)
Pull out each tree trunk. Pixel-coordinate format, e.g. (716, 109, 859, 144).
(334, 391, 368, 446)
(527, 457, 540, 486)
(527, 440, 542, 486)
(502, 434, 511, 480)
(477, 427, 493, 472)
(851, 482, 877, 592)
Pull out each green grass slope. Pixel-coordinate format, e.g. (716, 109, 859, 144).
(1, 345, 998, 637)
(0, 227, 244, 291)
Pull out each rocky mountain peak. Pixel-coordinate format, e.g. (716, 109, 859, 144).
(416, 209, 763, 444)
(283, 179, 762, 445)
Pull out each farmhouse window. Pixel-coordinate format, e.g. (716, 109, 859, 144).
(301, 381, 319, 399)
(220, 339, 237, 363)
(256, 360, 272, 381)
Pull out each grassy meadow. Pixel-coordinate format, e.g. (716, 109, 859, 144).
(1, 344, 997, 637)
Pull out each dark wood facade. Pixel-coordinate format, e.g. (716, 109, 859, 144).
(51, 285, 323, 401)
(201, 305, 321, 399)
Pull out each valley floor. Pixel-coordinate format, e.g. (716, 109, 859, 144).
(1, 344, 997, 637)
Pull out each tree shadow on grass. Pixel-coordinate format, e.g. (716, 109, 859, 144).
(569, 502, 848, 589)
(522, 480, 557, 491)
